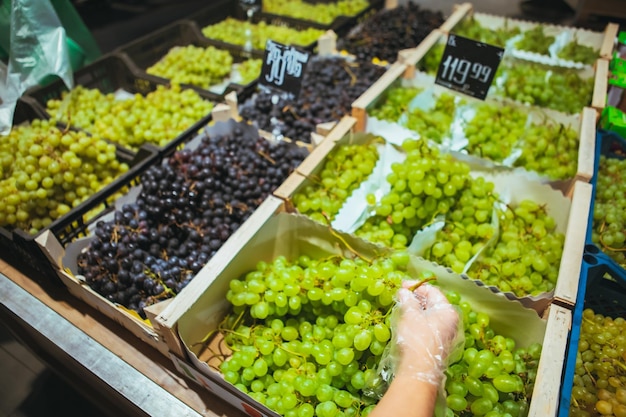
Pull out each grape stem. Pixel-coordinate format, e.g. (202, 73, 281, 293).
(613, 358, 626, 373)
(583, 363, 596, 385)
(599, 234, 626, 252)
(322, 212, 373, 263)
(407, 276, 437, 292)
(195, 308, 245, 348)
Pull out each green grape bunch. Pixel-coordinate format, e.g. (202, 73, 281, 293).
(147, 45, 234, 88)
(207, 251, 542, 417)
(445, 290, 542, 417)
(454, 17, 521, 48)
(202, 18, 324, 50)
(425, 176, 499, 274)
(356, 139, 473, 249)
(404, 93, 458, 144)
(369, 87, 423, 123)
(262, 0, 369, 25)
(568, 308, 626, 417)
(468, 200, 565, 296)
(292, 140, 381, 224)
(557, 39, 599, 66)
(45, 84, 214, 151)
(0, 118, 129, 233)
(514, 25, 555, 56)
(591, 156, 626, 268)
(514, 122, 579, 180)
(215, 253, 412, 417)
(495, 60, 593, 115)
(463, 102, 528, 163)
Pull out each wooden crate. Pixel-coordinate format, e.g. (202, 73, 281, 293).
(36, 119, 311, 358)
(528, 304, 572, 417)
(157, 209, 571, 417)
(552, 181, 594, 308)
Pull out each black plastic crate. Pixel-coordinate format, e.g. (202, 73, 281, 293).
(23, 53, 219, 151)
(115, 19, 264, 98)
(0, 98, 158, 283)
(188, 0, 325, 53)
(558, 245, 626, 417)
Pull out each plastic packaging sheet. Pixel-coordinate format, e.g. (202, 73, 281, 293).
(0, 0, 73, 135)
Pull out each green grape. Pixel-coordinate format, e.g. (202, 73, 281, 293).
(202, 18, 324, 50)
(369, 87, 423, 122)
(0, 118, 129, 232)
(292, 140, 380, 222)
(591, 156, 626, 268)
(262, 0, 369, 24)
(45, 84, 214, 151)
(514, 25, 555, 55)
(557, 39, 599, 65)
(494, 59, 593, 114)
(468, 200, 564, 296)
(454, 17, 521, 48)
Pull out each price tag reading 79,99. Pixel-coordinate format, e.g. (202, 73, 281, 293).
(435, 34, 504, 100)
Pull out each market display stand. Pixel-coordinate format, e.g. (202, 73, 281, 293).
(0, 259, 246, 417)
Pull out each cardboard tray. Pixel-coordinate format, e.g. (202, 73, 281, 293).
(0, 98, 156, 285)
(152, 209, 571, 417)
(114, 19, 263, 99)
(558, 245, 626, 417)
(23, 53, 220, 151)
(38, 119, 310, 356)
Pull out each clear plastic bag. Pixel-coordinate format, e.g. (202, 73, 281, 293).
(0, 0, 74, 134)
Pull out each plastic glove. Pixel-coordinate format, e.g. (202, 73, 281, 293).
(392, 280, 463, 386)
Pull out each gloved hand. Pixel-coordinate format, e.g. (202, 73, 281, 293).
(393, 281, 463, 386)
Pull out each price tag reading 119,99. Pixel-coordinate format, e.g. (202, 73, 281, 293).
(435, 34, 504, 100)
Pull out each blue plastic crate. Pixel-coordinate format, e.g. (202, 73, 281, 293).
(585, 129, 626, 259)
(558, 244, 626, 417)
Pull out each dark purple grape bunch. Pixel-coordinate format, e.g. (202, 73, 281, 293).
(338, 3, 445, 64)
(239, 57, 385, 143)
(76, 122, 309, 318)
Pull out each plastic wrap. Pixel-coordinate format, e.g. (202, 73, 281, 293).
(0, 0, 73, 135)
(365, 281, 465, 417)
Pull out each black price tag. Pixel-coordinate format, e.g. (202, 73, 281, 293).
(435, 34, 504, 100)
(259, 40, 311, 99)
